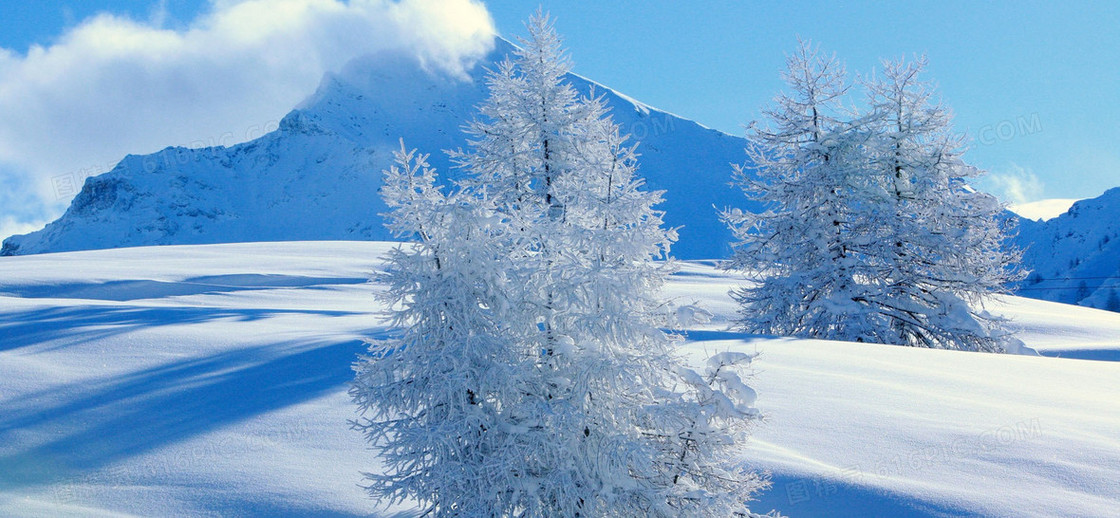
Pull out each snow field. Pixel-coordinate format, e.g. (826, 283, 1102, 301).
(1, 241, 1118, 517)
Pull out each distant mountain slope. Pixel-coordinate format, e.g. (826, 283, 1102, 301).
(1014, 187, 1120, 311)
(1008, 198, 1081, 221)
(10, 36, 1116, 295)
(1, 39, 750, 260)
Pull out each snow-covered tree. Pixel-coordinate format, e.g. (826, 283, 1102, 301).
(1104, 288, 1120, 313)
(351, 141, 533, 515)
(858, 57, 1022, 351)
(354, 13, 767, 517)
(723, 44, 1021, 352)
(722, 41, 882, 341)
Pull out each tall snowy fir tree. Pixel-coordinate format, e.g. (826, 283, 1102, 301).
(859, 57, 1021, 351)
(353, 13, 768, 518)
(723, 44, 1021, 352)
(721, 42, 882, 342)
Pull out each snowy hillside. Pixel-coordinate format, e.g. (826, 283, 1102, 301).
(0, 38, 747, 260)
(2, 242, 1119, 517)
(1014, 187, 1120, 311)
(1008, 198, 1080, 221)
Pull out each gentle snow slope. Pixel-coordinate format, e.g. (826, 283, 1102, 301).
(1, 242, 1119, 517)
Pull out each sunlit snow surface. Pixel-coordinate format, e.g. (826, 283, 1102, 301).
(1007, 198, 1080, 222)
(1, 242, 1118, 517)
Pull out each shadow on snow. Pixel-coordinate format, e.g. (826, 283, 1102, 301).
(0, 337, 376, 490)
(0, 296, 390, 517)
(749, 471, 982, 518)
(0, 274, 370, 302)
(0, 304, 365, 353)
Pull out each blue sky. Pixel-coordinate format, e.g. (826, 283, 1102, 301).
(1, 1, 1118, 237)
(485, 0, 1120, 205)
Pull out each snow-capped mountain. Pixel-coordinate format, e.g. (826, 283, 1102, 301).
(1014, 187, 1120, 311)
(1, 39, 749, 260)
(1007, 198, 1080, 222)
(6, 36, 1118, 306)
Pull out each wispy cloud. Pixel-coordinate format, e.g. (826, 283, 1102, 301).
(980, 163, 1045, 205)
(0, 0, 495, 238)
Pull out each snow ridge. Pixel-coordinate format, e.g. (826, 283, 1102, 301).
(1014, 187, 1120, 311)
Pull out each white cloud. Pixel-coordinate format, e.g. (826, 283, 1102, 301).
(0, 216, 51, 243)
(0, 0, 495, 232)
(980, 163, 1045, 205)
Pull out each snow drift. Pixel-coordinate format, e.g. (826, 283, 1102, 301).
(1, 241, 1118, 516)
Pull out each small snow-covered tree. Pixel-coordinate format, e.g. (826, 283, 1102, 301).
(1104, 288, 1120, 313)
(859, 57, 1022, 351)
(722, 41, 882, 341)
(723, 44, 1021, 352)
(354, 12, 768, 517)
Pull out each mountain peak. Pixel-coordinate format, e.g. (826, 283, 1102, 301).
(3, 40, 749, 259)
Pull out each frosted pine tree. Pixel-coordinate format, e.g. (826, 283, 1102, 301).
(453, 13, 766, 516)
(354, 12, 768, 517)
(723, 45, 1021, 352)
(860, 57, 1022, 351)
(722, 41, 882, 340)
(351, 141, 537, 515)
